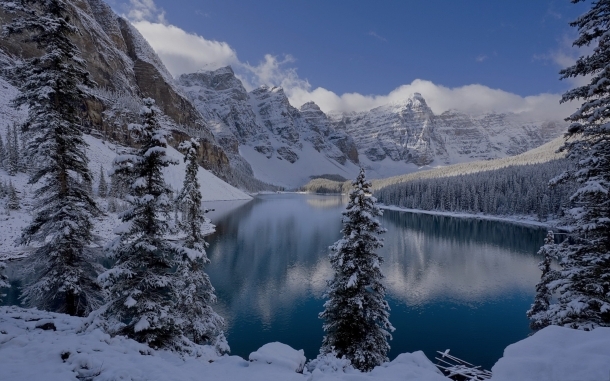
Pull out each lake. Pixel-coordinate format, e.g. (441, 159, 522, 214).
(0, 192, 547, 371)
(205, 193, 546, 370)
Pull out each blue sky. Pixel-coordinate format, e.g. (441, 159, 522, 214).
(108, 0, 590, 118)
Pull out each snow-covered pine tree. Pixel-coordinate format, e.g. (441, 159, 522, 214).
(7, 180, 19, 210)
(0, 133, 5, 169)
(0, 260, 8, 301)
(3, 0, 102, 316)
(545, 0, 610, 329)
(11, 123, 20, 173)
(527, 231, 559, 330)
(175, 138, 226, 349)
(5, 127, 16, 176)
(320, 168, 394, 372)
(99, 98, 185, 349)
(98, 165, 108, 198)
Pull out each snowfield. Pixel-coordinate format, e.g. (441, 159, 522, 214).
(1, 306, 609, 381)
(83, 134, 251, 202)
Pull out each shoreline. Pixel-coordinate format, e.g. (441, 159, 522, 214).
(378, 204, 559, 230)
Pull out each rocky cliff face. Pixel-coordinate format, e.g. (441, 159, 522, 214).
(0, 0, 235, 182)
(178, 66, 565, 186)
(178, 67, 359, 168)
(329, 93, 566, 167)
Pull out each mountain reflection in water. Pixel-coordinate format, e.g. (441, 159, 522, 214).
(205, 193, 546, 369)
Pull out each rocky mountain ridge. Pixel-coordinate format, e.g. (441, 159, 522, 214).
(0, 0, 268, 189)
(179, 66, 566, 185)
(328, 93, 566, 167)
(0, 0, 567, 189)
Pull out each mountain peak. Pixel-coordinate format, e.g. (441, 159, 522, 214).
(300, 101, 322, 112)
(197, 65, 235, 75)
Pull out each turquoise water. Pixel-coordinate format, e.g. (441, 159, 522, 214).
(205, 193, 546, 370)
(0, 193, 546, 370)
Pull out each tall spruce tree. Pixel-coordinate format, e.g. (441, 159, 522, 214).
(527, 231, 559, 330)
(99, 98, 186, 349)
(11, 124, 20, 172)
(0, 260, 8, 301)
(5, 127, 16, 176)
(175, 138, 226, 349)
(7, 180, 19, 211)
(544, 0, 610, 329)
(98, 165, 108, 198)
(320, 168, 394, 371)
(0, 133, 5, 169)
(3, 0, 101, 316)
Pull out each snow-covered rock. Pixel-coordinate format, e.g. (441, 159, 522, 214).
(249, 342, 306, 373)
(329, 93, 566, 172)
(490, 325, 610, 381)
(178, 67, 361, 188)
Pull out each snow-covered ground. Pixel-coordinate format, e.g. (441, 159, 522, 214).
(0, 306, 447, 381)
(240, 141, 360, 189)
(1, 306, 609, 381)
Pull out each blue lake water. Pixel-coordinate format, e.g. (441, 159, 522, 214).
(0, 192, 546, 371)
(205, 193, 546, 370)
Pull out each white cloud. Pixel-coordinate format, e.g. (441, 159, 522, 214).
(126, 0, 166, 24)
(124, 0, 574, 121)
(236, 54, 310, 93)
(132, 21, 239, 75)
(288, 80, 574, 120)
(475, 54, 488, 62)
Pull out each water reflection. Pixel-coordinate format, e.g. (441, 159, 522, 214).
(0, 193, 547, 369)
(205, 193, 547, 366)
(381, 211, 541, 304)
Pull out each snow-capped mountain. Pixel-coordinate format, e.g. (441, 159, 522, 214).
(0, 0, 566, 189)
(179, 65, 566, 186)
(178, 67, 360, 188)
(329, 93, 566, 171)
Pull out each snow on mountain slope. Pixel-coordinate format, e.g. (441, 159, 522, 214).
(178, 67, 360, 188)
(371, 134, 567, 190)
(329, 93, 566, 169)
(0, 75, 249, 259)
(240, 141, 359, 189)
(0, 133, 249, 260)
(84, 135, 250, 202)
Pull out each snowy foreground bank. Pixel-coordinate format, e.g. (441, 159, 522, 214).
(1, 307, 609, 381)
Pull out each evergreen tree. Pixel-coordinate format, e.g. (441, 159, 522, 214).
(320, 168, 394, 372)
(546, 0, 610, 329)
(0, 133, 5, 170)
(11, 123, 20, 173)
(7, 180, 19, 210)
(527, 231, 559, 330)
(0, 260, 8, 301)
(99, 98, 185, 349)
(175, 138, 226, 348)
(98, 165, 108, 198)
(5, 127, 16, 176)
(3, 0, 102, 316)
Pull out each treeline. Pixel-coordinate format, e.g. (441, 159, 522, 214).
(374, 160, 574, 221)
